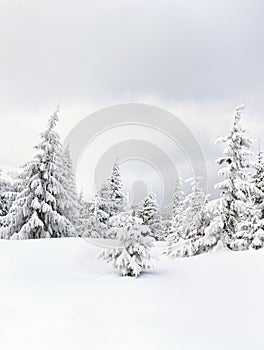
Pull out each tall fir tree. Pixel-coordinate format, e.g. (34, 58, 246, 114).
(62, 145, 79, 227)
(76, 191, 92, 236)
(84, 164, 126, 239)
(215, 104, 254, 250)
(242, 149, 264, 249)
(108, 162, 125, 216)
(1, 110, 75, 239)
(166, 176, 185, 255)
(251, 148, 264, 220)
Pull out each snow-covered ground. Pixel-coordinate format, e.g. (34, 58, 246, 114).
(0, 238, 264, 350)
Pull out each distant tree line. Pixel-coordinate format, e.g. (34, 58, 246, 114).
(1, 104, 264, 276)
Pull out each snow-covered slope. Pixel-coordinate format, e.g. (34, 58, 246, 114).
(0, 238, 264, 350)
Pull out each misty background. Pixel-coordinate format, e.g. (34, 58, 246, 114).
(0, 0, 263, 207)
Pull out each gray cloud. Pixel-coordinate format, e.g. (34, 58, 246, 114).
(0, 0, 263, 102)
(0, 0, 263, 204)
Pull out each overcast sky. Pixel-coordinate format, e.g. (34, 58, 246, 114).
(0, 0, 263, 204)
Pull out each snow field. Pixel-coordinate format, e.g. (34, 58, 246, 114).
(0, 238, 264, 350)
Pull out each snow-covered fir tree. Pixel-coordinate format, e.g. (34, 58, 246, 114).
(251, 149, 264, 220)
(98, 211, 154, 277)
(62, 146, 79, 227)
(0, 170, 24, 234)
(83, 165, 126, 239)
(76, 191, 92, 236)
(137, 192, 165, 240)
(0, 170, 13, 218)
(108, 162, 125, 216)
(83, 196, 108, 239)
(87, 182, 112, 238)
(195, 198, 224, 252)
(1, 110, 76, 239)
(191, 200, 220, 255)
(169, 176, 210, 257)
(178, 176, 210, 256)
(96, 181, 112, 221)
(166, 176, 185, 255)
(239, 195, 264, 250)
(241, 149, 264, 249)
(215, 104, 254, 250)
(79, 181, 114, 239)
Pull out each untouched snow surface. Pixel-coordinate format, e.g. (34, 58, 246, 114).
(0, 238, 264, 350)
